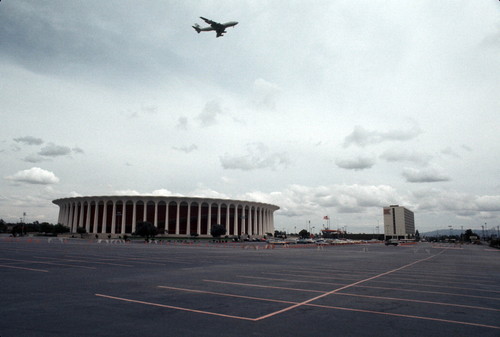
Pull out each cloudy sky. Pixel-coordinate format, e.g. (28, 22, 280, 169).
(1, 1, 499, 234)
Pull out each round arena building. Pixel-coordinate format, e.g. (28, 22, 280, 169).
(53, 196, 279, 237)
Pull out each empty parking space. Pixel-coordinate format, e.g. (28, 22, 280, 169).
(1, 237, 499, 336)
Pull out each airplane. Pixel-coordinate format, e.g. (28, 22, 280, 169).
(192, 17, 238, 38)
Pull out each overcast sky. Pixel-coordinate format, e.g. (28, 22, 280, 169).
(1, 1, 499, 234)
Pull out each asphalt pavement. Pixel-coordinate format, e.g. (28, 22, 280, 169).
(1, 237, 499, 337)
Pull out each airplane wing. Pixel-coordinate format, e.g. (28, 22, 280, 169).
(200, 17, 217, 25)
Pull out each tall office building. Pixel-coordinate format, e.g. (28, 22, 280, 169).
(383, 205, 415, 240)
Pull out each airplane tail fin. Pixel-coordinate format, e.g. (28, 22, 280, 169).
(192, 24, 201, 33)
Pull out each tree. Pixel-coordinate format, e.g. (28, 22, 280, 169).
(135, 222, 158, 241)
(53, 224, 70, 235)
(0, 219, 7, 233)
(464, 229, 479, 242)
(39, 222, 54, 234)
(298, 229, 310, 239)
(210, 224, 226, 238)
(76, 226, 87, 238)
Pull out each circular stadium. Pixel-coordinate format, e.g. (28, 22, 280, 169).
(53, 196, 279, 237)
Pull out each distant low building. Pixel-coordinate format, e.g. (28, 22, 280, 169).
(383, 205, 415, 240)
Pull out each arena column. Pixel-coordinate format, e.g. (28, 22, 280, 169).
(207, 204, 212, 235)
(242, 206, 246, 235)
(85, 201, 91, 233)
(248, 206, 253, 236)
(186, 202, 191, 236)
(67, 203, 74, 231)
(154, 201, 158, 228)
(259, 208, 264, 235)
(101, 200, 107, 234)
(131, 199, 137, 234)
(93, 201, 99, 234)
(175, 201, 180, 235)
(121, 201, 127, 235)
(142, 201, 147, 222)
(73, 203, 80, 232)
(234, 205, 239, 236)
(197, 204, 202, 235)
(164, 201, 169, 235)
(58, 203, 64, 225)
(111, 200, 117, 234)
(78, 202, 84, 231)
(217, 203, 221, 225)
(225, 205, 230, 235)
(57, 204, 63, 225)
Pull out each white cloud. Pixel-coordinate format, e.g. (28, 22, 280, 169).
(23, 154, 47, 163)
(38, 143, 72, 157)
(380, 149, 433, 166)
(152, 189, 175, 196)
(197, 100, 223, 127)
(335, 156, 376, 171)
(13, 136, 44, 145)
(176, 116, 188, 130)
(172, 144, 197, 153)
(343, 125, 422, 148)
(402, 167, 451, 183)
(220, 142, 290, 171)
(5, 167, 60, 185)
(252, 78, 281, 110)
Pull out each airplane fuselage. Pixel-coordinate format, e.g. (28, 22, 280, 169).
(193, 17, 238, 37)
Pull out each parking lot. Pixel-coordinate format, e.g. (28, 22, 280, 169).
(1, 237, 499, 336)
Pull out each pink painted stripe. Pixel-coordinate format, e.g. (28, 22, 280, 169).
(95, 293, 256, 321)
(255, 252, 443, 321)
(0, 264, 48, 272)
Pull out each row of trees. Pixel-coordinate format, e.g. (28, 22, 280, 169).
(0, 219, 70, 236)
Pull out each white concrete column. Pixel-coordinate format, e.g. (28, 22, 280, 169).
(58, 204, 64, 225)
(132, 200, 137, 234)
(186, 202, 191, 235)
(217, 203, 221, 225)
(242, 206, 246, 235)
(78, 203, 84, 230)
(165, 202, 170, 234)
(197, 204, 202, 235)
(248, 207, 252, 235)
(121, 202, 127, 234)
(93, 202, 99, 234)
(207, 204, 212, 235)
(225, 206, 230, 235)
(68, 203, 74, 231)
(57, 205, 63, 225)
(259, 208, 264, 235)
(101, 201, 107, 234)
(234, 205, 239, 236)
(85, 202, 91, 232)
(154, 201, 158, 228)
(175, 202, 180, 235)
(111, 200, 117, 234)
(143, 201, 147, 222)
